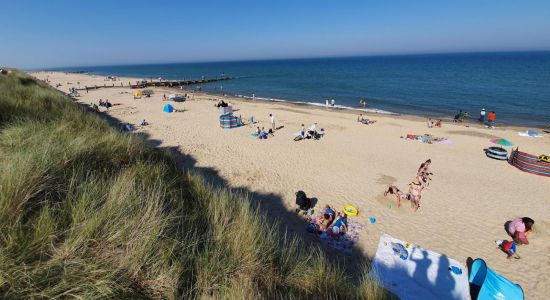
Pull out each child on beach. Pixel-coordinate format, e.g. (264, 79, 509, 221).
(496, 240, 520, 259)
(507, 217, 534, 245)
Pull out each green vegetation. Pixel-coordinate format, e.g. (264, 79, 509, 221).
(0, 71, 388, 299)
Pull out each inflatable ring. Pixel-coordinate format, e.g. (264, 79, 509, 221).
(343, 205, 358, 217)
(485, 147, 508, 160)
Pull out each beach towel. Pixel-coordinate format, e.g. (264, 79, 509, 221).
(308, 216, 363, 255)
(371, 233, 470, 300)
(403, 134, 450, 144)
(518, 129, 542, 138)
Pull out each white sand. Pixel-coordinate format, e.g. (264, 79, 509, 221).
(33, 71, 550, 298)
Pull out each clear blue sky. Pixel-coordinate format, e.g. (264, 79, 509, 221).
(2, 0, 550, 69)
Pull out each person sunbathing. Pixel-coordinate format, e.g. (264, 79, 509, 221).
(259, 127, 269, 139)
(300, 124, 306, 138)
(256, 127, 261, 139)
(331, 213, 348, 235)
(308, 123, 318, 138)
(358, 114, 376, 125)
(434, 119, 442, 128)
(318, 213, 333, 232)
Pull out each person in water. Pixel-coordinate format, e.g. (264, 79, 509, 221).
(479, 108, 486, 123)
(507, 217, 534, 245)
(487, 111, 496, 127)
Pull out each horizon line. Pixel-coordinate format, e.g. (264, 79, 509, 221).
(29, 49, 550, 71)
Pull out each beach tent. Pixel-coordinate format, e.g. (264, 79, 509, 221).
(371, 233, 470, 300)
(219, 113, 239, 129)
(163, 104, 174, 113)
(468, 258, 524, 300)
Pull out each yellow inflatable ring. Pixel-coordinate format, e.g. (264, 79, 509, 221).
(343, 205, 358, 217)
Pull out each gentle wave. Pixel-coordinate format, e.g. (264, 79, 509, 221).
(234, 94, 396, 115)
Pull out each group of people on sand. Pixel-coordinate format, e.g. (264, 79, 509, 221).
(255, 126, 274, 139)
(296, 123, 324, 140)
(295, 191, 349, 237)
(384, 159, 433, 211)
(254, 113, 277, 139)
(426, 118, 442, 128)
(316, 205, 349, 236)
(215, 100, 230, 108)
(497, 217, 535, 259)
(98, 99, 113, 110)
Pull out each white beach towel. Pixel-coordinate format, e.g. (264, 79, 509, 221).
(371, 233, 470, 300)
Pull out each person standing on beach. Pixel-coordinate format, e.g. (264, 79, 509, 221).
(479, 108, 486, 123)
(269, 114, 276, 131)
(488, 111, 496, 127)
(325, 99, 329, 107)
(331, 99, 335, 107)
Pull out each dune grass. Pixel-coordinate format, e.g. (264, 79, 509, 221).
(0, 71, 389, 299)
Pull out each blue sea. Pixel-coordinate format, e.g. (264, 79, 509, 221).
(55, 52, 550, 127)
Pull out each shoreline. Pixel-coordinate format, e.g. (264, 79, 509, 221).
(186, 87, 545, 133)
(38, 70, 549, 130)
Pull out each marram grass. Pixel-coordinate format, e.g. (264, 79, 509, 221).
(0, 71, 391, 299)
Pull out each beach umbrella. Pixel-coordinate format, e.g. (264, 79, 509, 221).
(490, 138, 513, 147)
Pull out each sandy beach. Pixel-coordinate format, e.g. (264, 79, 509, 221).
(33, 71, 550, 298)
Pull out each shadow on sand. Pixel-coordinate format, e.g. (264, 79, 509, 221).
(78, 100, 373, 283)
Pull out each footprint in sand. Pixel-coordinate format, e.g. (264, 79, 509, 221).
(375, 193, 408, 214)
(376, 174, 397, 185)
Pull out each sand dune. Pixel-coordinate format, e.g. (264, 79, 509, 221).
(33, 71, 550, 299)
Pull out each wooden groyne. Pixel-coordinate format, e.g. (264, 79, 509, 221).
(78, 76, 236, 91)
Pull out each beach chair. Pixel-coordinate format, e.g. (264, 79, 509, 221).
(468, 258, 524, 300)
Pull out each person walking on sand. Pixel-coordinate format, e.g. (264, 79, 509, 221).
(479, 108, 486, 123)
(269, 114, 276, 131)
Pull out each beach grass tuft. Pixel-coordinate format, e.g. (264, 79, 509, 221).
(0, 71, 390, 299)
